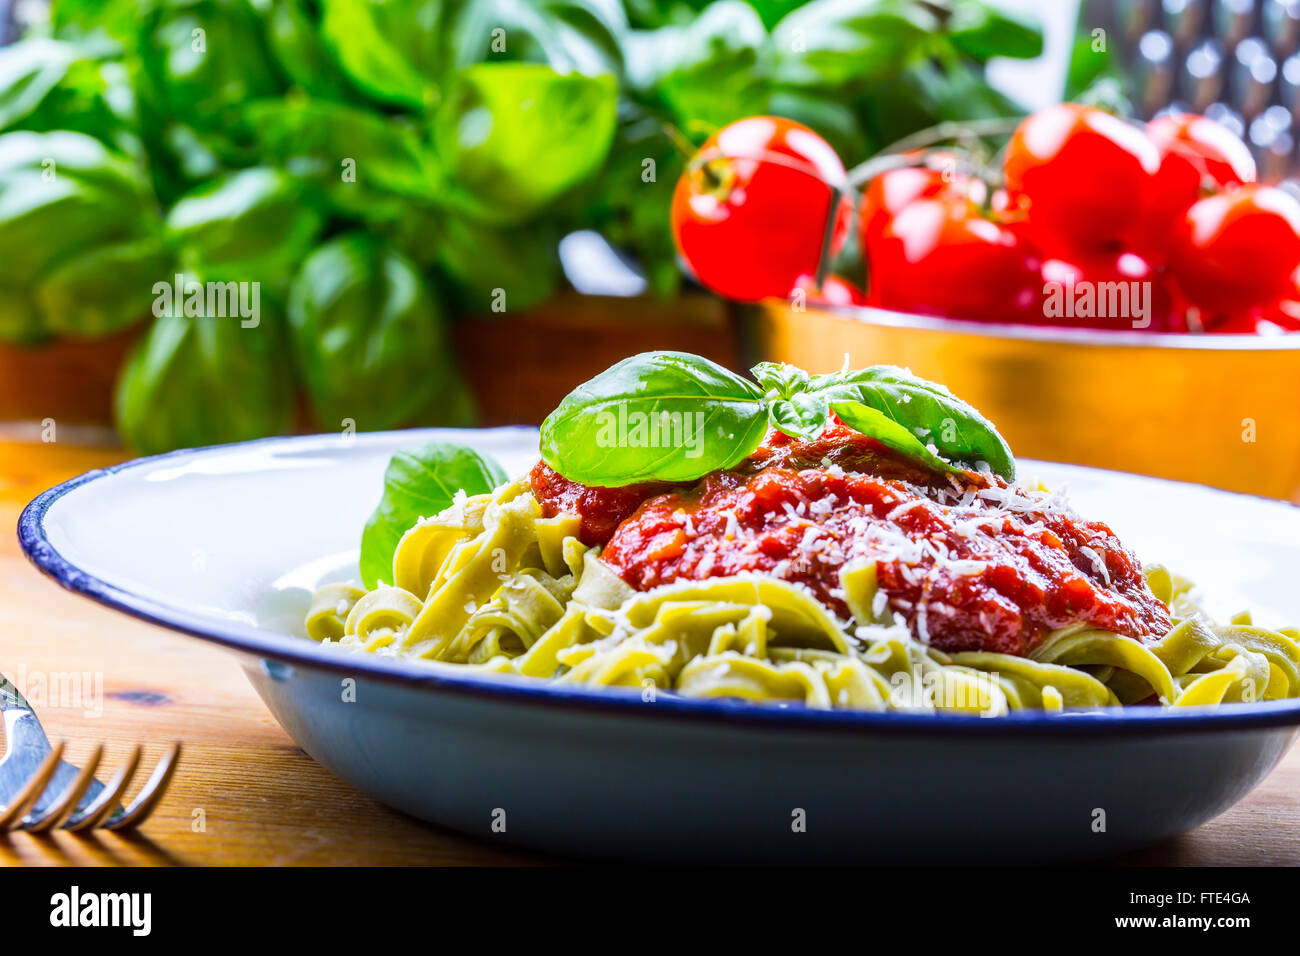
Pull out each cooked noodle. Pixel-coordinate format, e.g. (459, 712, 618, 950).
(305, 477, 1300, 714)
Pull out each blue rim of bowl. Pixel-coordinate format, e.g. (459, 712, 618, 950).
(17, 430, 1300, 740)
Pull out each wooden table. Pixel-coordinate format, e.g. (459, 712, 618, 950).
(1, 440, 1297, 866)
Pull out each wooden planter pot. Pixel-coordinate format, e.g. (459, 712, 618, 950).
(0, 294, 743, 439)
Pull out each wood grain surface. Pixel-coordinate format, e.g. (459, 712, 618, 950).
(0, 439, 1296, 866)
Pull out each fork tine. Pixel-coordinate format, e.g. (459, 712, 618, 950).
(21, 745, 103, 833)
(0, 742, 65, 830)
(62, 745, 140, 832)
(103, 743, 180, 831)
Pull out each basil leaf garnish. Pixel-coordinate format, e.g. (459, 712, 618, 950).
(808, 365, 1016, 479)
(767, 389, 829, 441)
(828, 399, 959, 476)
(359, 441, 508, 589)
(539, 351, 768, 486)
(537, 353, 1016, 488)
(752, 360, 810, 398)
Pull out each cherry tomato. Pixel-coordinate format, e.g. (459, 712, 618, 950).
(1168, 184, 1300, 314)
(866, 198, 1040, 322)
(858, 164, 987, 242)
(1134, 114, 1256, 255)
(1004, 103, 1160, 255)
(671, 116, 852, 302)
(793, 273, 866, 307)
(1037, 252, 1172, 330)
(1206, 307, 1300, 334)
(1204, 271, 1300, 333)
(1250, 299, 1300, 333)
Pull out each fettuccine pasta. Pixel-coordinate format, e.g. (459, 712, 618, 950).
(305, 477, 1300, 714)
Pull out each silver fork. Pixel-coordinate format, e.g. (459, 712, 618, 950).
(0, 673, 180, 832)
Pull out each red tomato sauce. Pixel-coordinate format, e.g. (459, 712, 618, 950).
(531, 425, 1171, 656)
(529, 422, 943, 546)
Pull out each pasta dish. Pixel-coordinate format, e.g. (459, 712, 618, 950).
(304, 352, 1300, 714)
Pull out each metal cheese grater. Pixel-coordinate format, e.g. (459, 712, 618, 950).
(1079, 0, 1300, 180)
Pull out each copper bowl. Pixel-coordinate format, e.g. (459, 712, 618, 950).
(756, 303, 1300, 502)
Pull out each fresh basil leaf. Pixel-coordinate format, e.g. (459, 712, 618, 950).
(1065, 24, 1121, 101)
(160, 121, 222, 184)
(751, 361, 810, 399)
(811, 365, 1015, 478)
(943, 1, 1043, 63)
(318, 0, 433, 108)
(625, 1, 768, 130)
(50, 0, 139, 41)
(35, 234, 172, 339)
(0, 38, 79, 130)
(540, 350, 767, 486)
(166, 167, 324, 286)
(263, 0, 362, 102)
(765, 91, 871, 162)
(433, 63, 618, 225)
(768, 389, 829, 442)
(893, 53, 1027, 127)
(829, 400, 959, 476)
(136, 0, 283, 124)
(242, 98, 440, 224)
(113, 274, 295, 455)
(359, 442, 508, 589)
(449, 0, 625, 77)
(435, 214, 560, 314)
(768, 0, 934, 89)
(287, 232, 463, 432)
(0, 130, 156, 280)
(16, 53, 143, 160)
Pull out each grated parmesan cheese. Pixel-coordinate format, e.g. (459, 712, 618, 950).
(1079, 545, 1111, 585)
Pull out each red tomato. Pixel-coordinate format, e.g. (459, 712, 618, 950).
(1204, 274, 1300, 333)
(1168, 185, 1300, 314)
(1004, 103, 1160, 255)
(866, 198, 1040, 322)
(1036, 252, 1172, 330)
(858, 163, 986, 242)
(1198, 311, 1254, 333)
(1250, 301, 1300, 333)
(1203, 305, 1300, 334)
(793, 273, 866, 307)
(1136, 114, 1256, 254)
(671, 116, 852, 302)
(1255, 297, 1300, 331)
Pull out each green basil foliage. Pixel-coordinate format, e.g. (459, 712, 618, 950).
(540, 353, 1016, 485)
(434, 215, 561, 314)
(36, 235, 173, 339)
(113, 270, 295, 455)
(0, 130, 165, 343)
(287, 232, 473, 432)
(166, 166, 324, 288)
(359, 442, 509, 589)
(241, 99, 438, 226)
(0, 1, 1044, 453)
(809, 365, 1016, 478)
(264, 0, 361, 102)
(317, 0, 436, 109)
(540, 351, 769, 485)
(0, 38, 141, 157)
(433, 64, 619, 225)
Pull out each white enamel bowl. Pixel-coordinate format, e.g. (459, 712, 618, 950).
(19, 428, 1300, 862)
